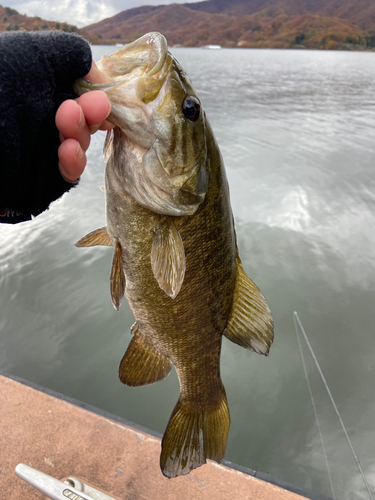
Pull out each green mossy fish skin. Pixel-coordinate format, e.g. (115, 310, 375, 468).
(74, 32, 274, 479)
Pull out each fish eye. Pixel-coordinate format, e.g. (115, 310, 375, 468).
(182, 97, 200, 122)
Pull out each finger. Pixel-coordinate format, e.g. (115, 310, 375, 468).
(84, 60, 110, 84)
(76, 91, 114, 134)
(55, 99, 91, 151)
(58, 138, 87, 182)
(99, 118, 116, 131)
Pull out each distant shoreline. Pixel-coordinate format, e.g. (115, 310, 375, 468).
(93, 42, 375, 52)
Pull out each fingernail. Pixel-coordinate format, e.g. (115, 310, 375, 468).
(78, 108, 85, 128)
(76, 143, 84, 159)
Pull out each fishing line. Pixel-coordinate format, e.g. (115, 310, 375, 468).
(293, 312, 336, 500)
(293, 311, 374, 500)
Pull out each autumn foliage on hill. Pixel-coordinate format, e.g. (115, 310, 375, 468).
(1, 0, 375, 50)
(185, 0, 375, 34)
(0, 5, 76, 33)
(82, 3, 374, 50)
(0, 5, 101, 44)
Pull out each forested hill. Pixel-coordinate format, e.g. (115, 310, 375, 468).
(0, 5, 100, 44)
(0, 1, 374, 50)
(184, 0, 375, 33)
(81, 0, 375, 49)
(0, 5, 78, 33)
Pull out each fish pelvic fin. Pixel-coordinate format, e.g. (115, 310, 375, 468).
(119, 323, 172, 386)
(151, 218, 185, 300)
(110, 239, 126, 310)
(74, 227, 112, 247)
(160, 390, 230, 478)
(224, 258, 274, 356)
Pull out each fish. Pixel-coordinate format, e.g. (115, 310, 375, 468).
(73, 32, 274, 478)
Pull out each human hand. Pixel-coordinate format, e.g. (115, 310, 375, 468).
(56, 61, 115, 182)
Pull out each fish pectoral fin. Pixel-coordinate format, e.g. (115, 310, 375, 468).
(224, 258, 274, 356)
(110, 239, 126, 311)
(74, 227, 112, 247)
(160, 390, 230, 478)
(151, 218, 185, 300)
(119, 323, 172, 386)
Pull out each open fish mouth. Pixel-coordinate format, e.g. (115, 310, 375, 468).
(98, 32, 168, 81)
(74, 32, 169, 105)
(73, 32, 173, 152)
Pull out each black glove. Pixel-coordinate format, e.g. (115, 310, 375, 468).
(0, 30, 92, 224)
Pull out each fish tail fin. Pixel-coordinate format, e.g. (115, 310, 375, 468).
(160, 388, 230, 478)
(225, 257, 274, 356)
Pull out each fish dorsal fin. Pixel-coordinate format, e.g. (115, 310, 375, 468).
(110, 238, 126, 310)
(151, 218, 185, 300)
(119, 323, 172, 386)
(225, 258, 274, 356)
(75, 227, 112, 247)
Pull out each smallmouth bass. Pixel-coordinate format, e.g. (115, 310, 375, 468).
(74, 32, 273, 478)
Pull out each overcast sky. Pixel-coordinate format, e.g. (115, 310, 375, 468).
(6, 0, 197, 27)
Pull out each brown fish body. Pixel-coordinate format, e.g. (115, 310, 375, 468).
(104, 122, 235, 476)
(107, 121, 235, 403)
(75, 32, 273, 478)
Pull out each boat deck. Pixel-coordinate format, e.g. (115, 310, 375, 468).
(0, 374, 313, 499)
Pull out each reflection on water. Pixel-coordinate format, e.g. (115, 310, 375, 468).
(266, 186, 311, 231)
(1, 46, 375, 499)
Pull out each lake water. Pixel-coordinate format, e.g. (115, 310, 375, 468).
(1, 46, 375, 499)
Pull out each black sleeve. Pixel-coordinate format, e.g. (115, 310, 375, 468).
(0, 30, 92, 224)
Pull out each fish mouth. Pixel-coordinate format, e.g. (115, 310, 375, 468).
(74, 32, 169, 100)
(75, 32, 208, 218)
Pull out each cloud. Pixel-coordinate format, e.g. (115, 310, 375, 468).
(6, 0, 200, 27)
(9, 0, 117, 27)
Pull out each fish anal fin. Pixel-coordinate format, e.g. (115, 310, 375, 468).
(151, 218, 185, 300)
(160, 392, 230, 478)
(119, 324, 172, 386)
(225, 259, 274, 356)
(110, 239, 125, 310)
(75, 227, 112, 247)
